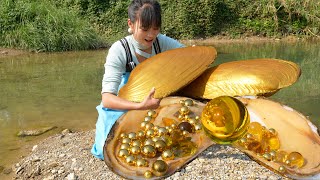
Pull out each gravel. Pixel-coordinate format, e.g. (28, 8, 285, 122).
(7, 129, 289, 180)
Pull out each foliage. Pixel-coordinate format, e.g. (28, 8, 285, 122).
(0, 0, 319, 51)
(0, 0, 105, 52)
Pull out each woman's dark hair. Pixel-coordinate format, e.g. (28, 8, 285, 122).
(128, 0, 161, 29)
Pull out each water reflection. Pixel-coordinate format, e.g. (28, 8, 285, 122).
(0, 40, 319, 170)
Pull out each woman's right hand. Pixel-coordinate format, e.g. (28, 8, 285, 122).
(139, 87, 161, 110)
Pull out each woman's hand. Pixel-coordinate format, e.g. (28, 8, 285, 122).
(139, 87, 161, 110)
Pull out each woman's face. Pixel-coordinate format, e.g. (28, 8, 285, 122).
(128, 19, 160, 49)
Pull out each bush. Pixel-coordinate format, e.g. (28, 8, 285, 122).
(0, 0, 105, 52)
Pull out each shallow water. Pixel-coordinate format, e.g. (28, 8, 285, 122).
(0, 40, 319, 173)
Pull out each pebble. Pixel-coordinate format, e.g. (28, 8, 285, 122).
(7, 130, 289, 180)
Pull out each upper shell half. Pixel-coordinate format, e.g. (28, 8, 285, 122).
(118, 46, 217, 102)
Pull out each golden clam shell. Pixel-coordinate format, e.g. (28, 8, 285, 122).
(118, 46, 217, 102)
(180, 59, 301, 99)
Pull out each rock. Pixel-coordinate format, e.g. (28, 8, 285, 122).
(67, 172, 77, 180)
(62, 129, 72, 135)
(3, 167, 12, 174)
(17, 126, 57, 137)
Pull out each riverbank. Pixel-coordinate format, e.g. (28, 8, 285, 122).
(2, 129, 289, 180)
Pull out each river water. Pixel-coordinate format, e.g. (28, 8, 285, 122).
(0, 40, 319, 172)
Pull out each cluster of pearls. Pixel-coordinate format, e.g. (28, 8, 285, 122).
(236, 122, 305, 173)
(116, 99, 202, 178)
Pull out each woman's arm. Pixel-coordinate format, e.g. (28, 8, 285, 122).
(101, 87, 160, 110)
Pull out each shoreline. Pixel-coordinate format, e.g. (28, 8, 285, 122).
(3, 129, 290, 180)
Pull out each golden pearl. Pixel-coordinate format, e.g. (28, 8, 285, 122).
(194, 123, 202, 132)
(158, 127, 168, 136)
(279, 166, 286, 173)
(152, 136, 161, 142)
(188, 118, 197, 125)
(136, 158, 149, 167)
(179, 106, 190, 115)
(130, 145, 141, 155)
(182, 130, 189, 136)
(171, 124, 177, 129)
(263, 153, 272, 161)
(269, 128, 277, 136)
(131, 140, 142, 147)
(141, 121, 148, 129)
(122, 137, 131, 144)
(118, 149, 129, 158)
(142, 145, 156, 158)
(120, 143, 130, 150)
(146, 129, 156, 138)
(137, 130, 145, 139)
(128, 132, 136, 140)
(152, 160, 168, 175)
(144, 116, 152, 122)
(195, 115, 200, 120)
(144, 138, 155, 146)
(119, 132, 127, 139)
(162, 149, 175, 160)
(184, 99, 194, 106)
(145, 122, 154, 130)
(126, 155, 136, 166)
(153, 125, 160, 131)
(147, 110, 157, 117)
(179, 99, 185, 105)
(144, 170, 153, 178)
(155, 140, 167, 152)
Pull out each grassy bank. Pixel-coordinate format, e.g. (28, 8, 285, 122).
(0, 0, 319, 52)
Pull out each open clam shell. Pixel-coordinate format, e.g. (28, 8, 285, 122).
(118, 46, 217, 102)
(104, 97, 320, 179)
(104, 97, 215, 179)
(179, 58, 301, 99)
(236, 97, 320, 179)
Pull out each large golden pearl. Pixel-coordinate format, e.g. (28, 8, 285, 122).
(184, 99, 194, 106)
(130, 145, 141, 155)
(162, 149, 175, 160)
(120, 143, 130, 150)
(144, 116, 153, 122)
(126, 155, 136, 166)
(152, 160, 168, 176)
(147, 110, 157, 117)
(179, 106, 190, 115)
(142, 145, 157, 158)
(144, 170, 153, 178)
(136, 158, 149, 167)
(118, 149, 129, 158)
(155, 140, 167, 152)
(128, 132, 136, 140)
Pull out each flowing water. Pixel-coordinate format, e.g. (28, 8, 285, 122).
(0, 40, 319, 174)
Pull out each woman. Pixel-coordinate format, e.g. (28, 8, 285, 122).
(91, 0, 185, 160)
